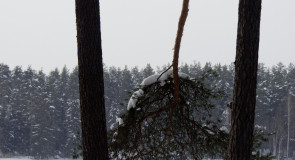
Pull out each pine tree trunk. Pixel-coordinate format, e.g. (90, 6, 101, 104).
(172, 0, 189, 102)
(228, 0, 262, 159)
(273, 132, 277, 157)
(75, 0, 109, 159)
(278, 136, 283, 160)
(287, 94, 291, 158)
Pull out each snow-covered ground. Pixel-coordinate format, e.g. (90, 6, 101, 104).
(0, 158, 221, 160)
(0, 158, 81, 160)
(0, 159, 30, 160)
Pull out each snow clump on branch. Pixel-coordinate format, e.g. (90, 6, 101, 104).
(127, 70, 189, 110)
(127, 89, 144, 110)
(116, 116, 124, 125)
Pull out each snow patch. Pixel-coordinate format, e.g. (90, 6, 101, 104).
(178, 72, 190, 79)
(112, 131, 118, 142)
(220, 126, 229, 133)
(128, 70, 190, 110)
(158, 69, 173, 81)
(127, 89, 144, 110)
(140, 69, 189, 87)
(255, 124, 266, 130)
(116, 117, 124, 125)
(140, 74, 160, 86)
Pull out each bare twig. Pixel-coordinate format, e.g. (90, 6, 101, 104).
(157, 65, 172, 81)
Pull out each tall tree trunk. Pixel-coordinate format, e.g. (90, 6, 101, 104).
(287, 94, 291, 158)
(75, 0, 108, 159)
(273, 131, 277, 157)
(278, 136, 283, 160)
(228, 0, 262, 159)
(172, 0, 189, 102)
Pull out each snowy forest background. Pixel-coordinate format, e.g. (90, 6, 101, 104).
(0, 62, 295, 158)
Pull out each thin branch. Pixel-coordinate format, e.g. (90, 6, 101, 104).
(157, 65, 172, 81)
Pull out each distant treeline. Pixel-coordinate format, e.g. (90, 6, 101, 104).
(0, 62, 295, 158)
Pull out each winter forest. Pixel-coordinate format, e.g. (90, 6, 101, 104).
(1, 0, 294, 159)
(0, 62, 295, 159)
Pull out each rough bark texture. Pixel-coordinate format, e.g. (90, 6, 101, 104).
(75, 0, 109, 159)
(173, 0, 189, 102)
(228, 0, 262, 159)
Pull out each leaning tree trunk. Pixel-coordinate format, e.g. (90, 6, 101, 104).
(228, 0, 262, 159)
(75, 0, 108, 159)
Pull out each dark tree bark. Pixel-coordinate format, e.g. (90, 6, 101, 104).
(228, 0, 262, 159)
(75, 0, 108, 159)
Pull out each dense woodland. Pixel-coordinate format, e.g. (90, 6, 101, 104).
(0, 62, 295, 158)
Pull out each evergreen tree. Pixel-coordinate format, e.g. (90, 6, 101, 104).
(287, 63, 295, 96)
(65, 67, 81, 157)
(0, 63, 294, 158)
(131, 66, 143, 86)
(0, 64, 12, 154)
(57, 66, 70, 157)
(141, 64, 155, 78)
(256, 63, 272, 127)
(212, 64, 233, 119)
(46, 68, 68, 157)
(104, 67, 124, 130)
(120, 66, 134, 103)
(189, 61, 202, 78)
(109, 70, 227, 159)
(179, 63, 190, 77)
(7, 67, 31, 154)
(22, 67, 38, 154)
(30, 70, 54, 158)
(286, 64, 295, 155)
(203, 62, 212, 72)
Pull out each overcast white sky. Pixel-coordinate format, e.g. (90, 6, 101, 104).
(0, 0, 294, 73)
